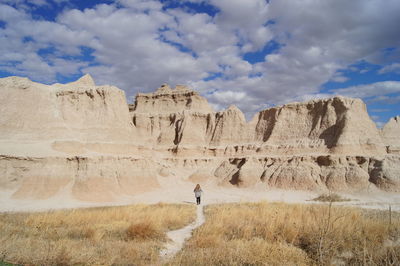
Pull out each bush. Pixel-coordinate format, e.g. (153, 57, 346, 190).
(312, 193, 351, 202)
(126, 222, 163, 240)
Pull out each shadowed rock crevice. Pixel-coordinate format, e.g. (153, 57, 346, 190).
(174, 118, 184, 145)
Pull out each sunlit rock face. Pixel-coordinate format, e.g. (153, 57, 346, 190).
(0, 75, 399, 202)
(0, 74, 134, 145)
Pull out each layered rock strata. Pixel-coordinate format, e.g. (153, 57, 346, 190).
(131, 89, 386, 157)
(0, 75, 399, 202)
(0, 75, 133, 144)
(0, 75, 156, 201)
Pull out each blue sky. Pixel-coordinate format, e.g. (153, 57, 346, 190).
(1, 0, 400, 126)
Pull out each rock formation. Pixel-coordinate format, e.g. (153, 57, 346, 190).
(0, 75, 134, 151)
(0, 75, 157, 201)
(0, 75, 399, 202)
(132, 83, 213, 114)
(382, 116, 400, 153)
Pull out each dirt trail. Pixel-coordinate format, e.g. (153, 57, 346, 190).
(159, 204, 205, 260)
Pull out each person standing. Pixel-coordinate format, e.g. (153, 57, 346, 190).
(193, 184, 203, 205)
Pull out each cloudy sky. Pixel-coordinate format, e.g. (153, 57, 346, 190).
(1, 0, 400, 126)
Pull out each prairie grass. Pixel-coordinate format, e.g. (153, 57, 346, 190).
(0, 203, 195, 265)
(170, 202, 400, 265)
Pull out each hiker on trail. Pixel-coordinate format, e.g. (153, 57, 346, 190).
(193, 184, 203, 205)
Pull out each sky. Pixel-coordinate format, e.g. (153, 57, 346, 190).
(0, 0, 400, 126)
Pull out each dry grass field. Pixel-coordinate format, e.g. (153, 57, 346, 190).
(0, 203, 195, 265)
(170, 202, 400, 266)
(1, 202, 399, 265)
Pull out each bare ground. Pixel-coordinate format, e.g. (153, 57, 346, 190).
(1, 175, 399, 213)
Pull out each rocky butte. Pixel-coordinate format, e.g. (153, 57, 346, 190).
(0, 75, 399, 202)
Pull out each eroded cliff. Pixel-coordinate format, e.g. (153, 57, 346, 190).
(0, 75, 399, 202)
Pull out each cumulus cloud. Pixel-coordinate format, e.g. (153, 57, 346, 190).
(0, 0, 400, 117)
(2, 0, 48, 8)
(367, 95, 400, 105)
(334, 81, 400, 99)
(0, 4, 92, 82)
(197, 0, 400, 110)
(58, 4, 213, 97)
(379, 63, 400, 74)
(118, 0, 163, 11)
(210, 0, 272, 52)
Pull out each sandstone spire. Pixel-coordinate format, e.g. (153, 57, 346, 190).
(382, 116, 400, 153)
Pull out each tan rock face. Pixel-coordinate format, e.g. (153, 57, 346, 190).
(132, 84, 214, 114)
(210, 105, 249, 146)
(0, 75, 134, 145)
(131, 90, 386, 156)
(0, 76, 399, 202)
(252, 97, 385, 155)
(1, 156, 159, 202)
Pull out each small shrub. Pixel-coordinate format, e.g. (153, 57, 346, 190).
(126, 222, 162, 240)
(312, 193, 351, 202)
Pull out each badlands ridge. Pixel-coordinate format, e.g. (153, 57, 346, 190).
(0, 74, 399, 202)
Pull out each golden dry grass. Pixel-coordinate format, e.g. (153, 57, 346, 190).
(0, 203, 195, 265)
(169, 202, 400, 266)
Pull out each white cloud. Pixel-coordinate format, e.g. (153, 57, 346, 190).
(0, 0, 400, 119)
(194, 0, 400, 111)
(379, 63, 400, 74)
(0, 4, 92, 82)
(2, 0, 47, 7)
(210, 0, 271, 52)
(334, 81, 400, 98)
(57, 4, 214, 96)
(367, 95, 400, 105)
(211, 0, 268, 27)
(213, 90, 246, 104)
(165, 10, 237, 55)
(118, 0, 163, 11)
(330, 72, 349, 83)
(0, 3, 27, 21)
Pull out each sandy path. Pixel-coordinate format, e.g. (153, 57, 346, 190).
(159, 204, 205, 260)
